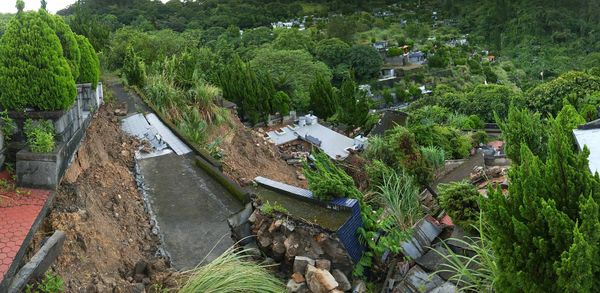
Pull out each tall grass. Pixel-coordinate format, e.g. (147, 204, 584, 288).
(420, 145, 446, 170)
(375, 171, 422, 230)
(433, 218, 498, 292)
(179, 246, 285, 293)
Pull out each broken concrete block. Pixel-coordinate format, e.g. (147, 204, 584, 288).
(293, 256, 315, 274)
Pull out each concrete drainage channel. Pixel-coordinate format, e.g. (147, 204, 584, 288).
(122, 112, 245, 270)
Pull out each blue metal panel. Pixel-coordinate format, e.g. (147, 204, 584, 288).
(335, 200, 364, 263)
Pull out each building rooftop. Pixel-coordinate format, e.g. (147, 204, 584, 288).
(573, 126, 600, 174)
(267, 115, 364, 160)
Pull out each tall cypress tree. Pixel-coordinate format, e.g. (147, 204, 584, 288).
(484, 113, 600, 292)
(0, 6, 76, 110)
(76, 34, 100, 87)
(40, 9, 81, 81)
(308, 74, 338, 119)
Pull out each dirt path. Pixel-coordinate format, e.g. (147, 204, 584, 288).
(31, 102, 176, 292)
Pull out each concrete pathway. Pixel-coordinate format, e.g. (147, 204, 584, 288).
(108, 80, 244, 270)
(138, 154, 242, 270)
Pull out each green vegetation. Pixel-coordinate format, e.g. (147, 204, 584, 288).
(24, 119, 55, 153)
(179, 246, 285, 293)
(76, 35, 100, 87)
(0, 8, 75, 111)
(434, 218, 497, 292)
(260, 201, 288, 215)
(40, 10, 81, 81)
(437, 181, 480, 231)
(484, 117, 600, 292)
(303, 152, 361, 201)
(25, 271, 64, 293)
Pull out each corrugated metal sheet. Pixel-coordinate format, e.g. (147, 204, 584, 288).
(145, 113, 192, 155)
(255, 176, 313, 198)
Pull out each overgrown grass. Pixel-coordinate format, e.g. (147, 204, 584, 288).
(420, 145, 445, 170)
(433, 218, 498, 292)
(178, 246, 285, 293)
(375, 171, 422, 230)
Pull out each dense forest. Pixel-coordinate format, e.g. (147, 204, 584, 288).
(7, 0, 599, 292)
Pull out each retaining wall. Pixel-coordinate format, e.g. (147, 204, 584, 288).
(14, 83, 101, 189)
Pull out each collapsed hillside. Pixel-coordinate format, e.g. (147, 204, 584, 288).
(30, 104, 177, 292)
(214, 113, 307, 189)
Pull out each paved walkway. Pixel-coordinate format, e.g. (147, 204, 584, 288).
(138, 154, 242, 269)
(110, 81, 244, 270)
(0, 172, 52, 288)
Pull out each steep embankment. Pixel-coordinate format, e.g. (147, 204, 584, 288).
(31, 103, 176, 292)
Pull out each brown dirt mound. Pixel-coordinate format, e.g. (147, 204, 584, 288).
(31, 104, 177, 292)
(218, 115, 307, 189)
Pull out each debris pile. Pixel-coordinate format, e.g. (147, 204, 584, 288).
(286, 256, 356, 293)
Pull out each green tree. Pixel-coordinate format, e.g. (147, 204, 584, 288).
(272, 28, 315, 53)
(0, 9, 76, 110)
(348, 44, 383, 81)
(76, 34, 99, 87)
(315, 38, 350, 68)
(271, 91, 291, 117)
(338, 78, 369, 130)
(496, 106, 547, 164)
(122, 46, 146, 88)
(250, 48, 331, 111)
(309, 74, 338, 119)
(484, 118, 600, 292)
(40, 10, 81, 81)
(463, 84, 520, 121)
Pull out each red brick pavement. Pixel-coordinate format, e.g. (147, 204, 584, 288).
(0, 172, 51, 283)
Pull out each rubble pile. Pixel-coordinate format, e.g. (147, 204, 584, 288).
(286, 256, 360, 293)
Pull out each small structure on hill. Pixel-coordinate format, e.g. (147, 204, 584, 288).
(267, 114, 368, 160)
(372, 40, 389, 51)
(369, 110, 409, 136)
(573, 118, 600, 174)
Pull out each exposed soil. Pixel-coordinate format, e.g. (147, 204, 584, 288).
(30, 104, 178, 292)
(217, 114, 307, 189)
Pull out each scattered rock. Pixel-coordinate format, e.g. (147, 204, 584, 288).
(293, 256, 316, 274)
(332, 269, 351, 291)
(286, 279, 308, 293)
(315, 259, 331, 271)
(132, 283, 146, 293)
(134, 260, 148, 276)
(291, 272, 305, 283)
(308, 268, 338, 293)
(305, 264, 318, 282)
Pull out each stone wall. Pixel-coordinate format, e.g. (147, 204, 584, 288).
(249, 209, 355, 276)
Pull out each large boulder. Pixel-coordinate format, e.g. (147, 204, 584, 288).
(308, 268, 338, 293)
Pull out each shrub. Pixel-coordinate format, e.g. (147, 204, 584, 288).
(123, 46, 147, 88)
(365, 159, 395, 189)
(179, 246, 285, 293)
(303, 152, 361, 201)
(76, 35, 100, 87)
(40, 10, 80, 81)
(0, 10, 76, 111)
(25, 271, 64, 293)
(438, 181, 480, 231)
(24, 119, 55, 153)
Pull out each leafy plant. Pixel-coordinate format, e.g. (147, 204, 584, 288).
(76, 34, 100, 87)
(0, 109, 15, 141)
(25, 271, 65, 293)
(260, 200, 288, 215)
(178, 246, 284, 293)
(24, 119, 55, 153)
